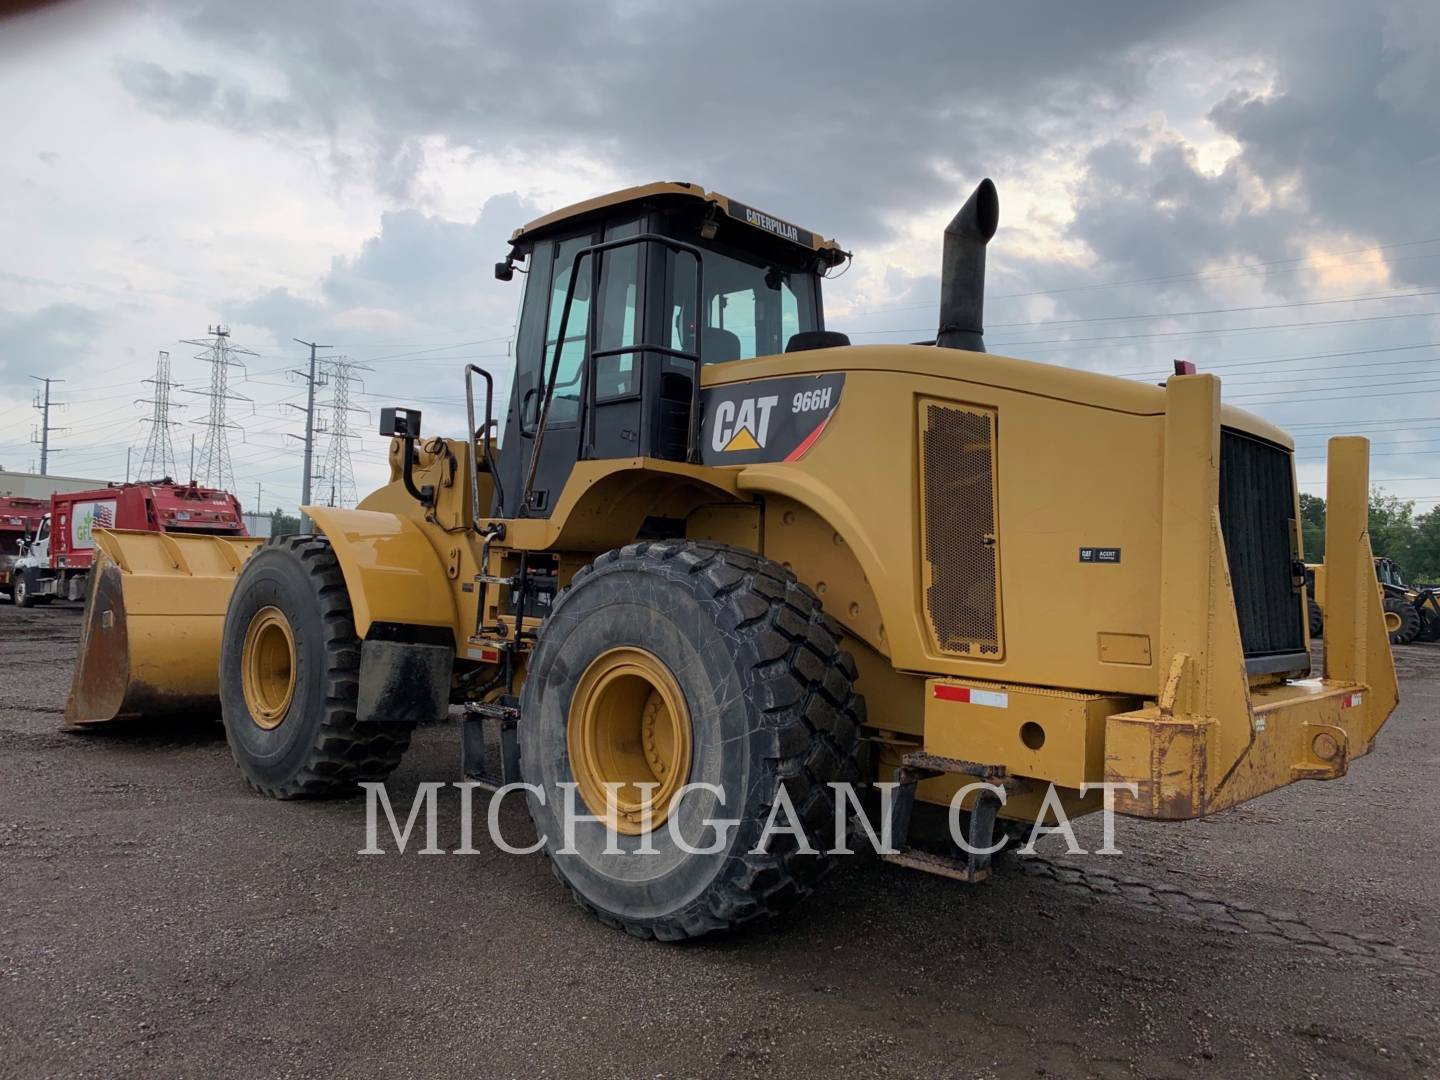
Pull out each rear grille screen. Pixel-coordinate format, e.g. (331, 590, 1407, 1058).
(1219, 429, 1306, 657)
(920, 401, 1003, 658)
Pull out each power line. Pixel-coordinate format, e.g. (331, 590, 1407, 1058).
(841, 235, 1440, 317)
(984, 286, 1440, 331)
(1111, 340, 1440, 379)
(849, 307, 1440, 346)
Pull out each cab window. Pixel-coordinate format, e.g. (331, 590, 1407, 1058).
(543, 234, 592, 426)
(515, 219, 645, 428)
(669, 246, 818, 364)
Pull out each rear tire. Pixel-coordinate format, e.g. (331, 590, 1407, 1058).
(520, 540, 865, 941)
(219, 535, 415, 798)
(1385, 595, 1421, 646)
(1419, 617, 1440, 643)
(1308, 600, 1323, 639)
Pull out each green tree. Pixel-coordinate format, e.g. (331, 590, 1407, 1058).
(1299, 492, 1326, 561)
(1368, 490, 1416, 565)
(1407, 506, 1440, 583)
(270, 507, 302, 537)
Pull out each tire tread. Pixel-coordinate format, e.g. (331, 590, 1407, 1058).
(538, 539, 865, 940)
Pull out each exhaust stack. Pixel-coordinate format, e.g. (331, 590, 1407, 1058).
(936, 178, 999, 351)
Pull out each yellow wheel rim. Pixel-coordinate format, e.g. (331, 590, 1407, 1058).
(1384, 610, 1403, 634)
(241, 606, 297, 730)
(567, 647, 693, 835)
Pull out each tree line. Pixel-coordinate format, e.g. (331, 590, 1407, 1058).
(1300, 492, 1440, 584)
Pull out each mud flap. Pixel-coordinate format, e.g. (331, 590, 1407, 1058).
(356, 639, 452, 725)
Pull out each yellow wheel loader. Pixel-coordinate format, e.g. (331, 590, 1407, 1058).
(1308, 556, 1435, 645)
(65, 180, 1399, 940)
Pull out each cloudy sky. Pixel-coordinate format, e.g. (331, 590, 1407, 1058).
(2, 0, 1438, 514)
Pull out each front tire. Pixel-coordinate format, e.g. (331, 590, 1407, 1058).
(14, 570, 35, 608)
(520, 541, 865, 941)
(1385, 595, 1421, 646)
(219, 535, 415, 798)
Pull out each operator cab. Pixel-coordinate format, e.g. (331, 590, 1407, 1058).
(489, 182, 849, 518)
(25, 514, 50, 560)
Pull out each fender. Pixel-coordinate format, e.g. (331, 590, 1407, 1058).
(305, 507, 459, 640)
(735, 463, 896, 653)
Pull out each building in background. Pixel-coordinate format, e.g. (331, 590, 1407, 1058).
(241, 512, 273, 537)
(0, 468, 113, 499)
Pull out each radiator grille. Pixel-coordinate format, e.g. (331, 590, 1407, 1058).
(920, 402, 1002, 657)
(1219, 429, 1306, 658)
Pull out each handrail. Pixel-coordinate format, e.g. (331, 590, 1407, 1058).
(519, 232, 704, 516)
(464, 363, 502, 527)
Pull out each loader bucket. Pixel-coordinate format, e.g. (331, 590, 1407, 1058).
(64, 528, 265, 727)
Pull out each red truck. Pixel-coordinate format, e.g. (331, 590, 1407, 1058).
(0, 496, 48, 600)
(11, 482, 248, 607)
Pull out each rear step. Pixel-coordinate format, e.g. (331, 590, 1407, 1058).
(461, 696, 521, 790)
(884, 750, 1014, 883)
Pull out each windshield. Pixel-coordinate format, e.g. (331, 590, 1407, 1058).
(669, 246, 819, 363)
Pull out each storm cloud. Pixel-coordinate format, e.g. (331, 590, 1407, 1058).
(2, 0, 1438, 509)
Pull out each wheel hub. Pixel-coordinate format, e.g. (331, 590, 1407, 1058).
(568, 646, 693, 835)
(241, 606, 297, 730)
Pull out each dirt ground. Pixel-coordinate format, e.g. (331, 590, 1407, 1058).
(0, 601, 1435, 1079)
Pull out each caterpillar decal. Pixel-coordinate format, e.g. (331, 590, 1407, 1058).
(700, 372, 845, 465)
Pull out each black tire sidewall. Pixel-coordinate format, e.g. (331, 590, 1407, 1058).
(520, 562, 765, 925)
(1385, 596, 1420, 644)
(220, 546, 332, 786)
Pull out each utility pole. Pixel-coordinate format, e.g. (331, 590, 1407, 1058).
(289, 339, 331, 532)
(126, 447, 132, 483)
(29, 376, 66, 476)
(189, 434, 196, 484)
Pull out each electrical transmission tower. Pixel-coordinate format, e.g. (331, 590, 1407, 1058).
(318, 357, 371, 508)
(136, 350, 185, 481)
(29, 375, 67, 475)
(183, 325, 255, 491)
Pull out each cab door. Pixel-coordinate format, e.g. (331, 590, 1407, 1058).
(495, 217, 646, 518)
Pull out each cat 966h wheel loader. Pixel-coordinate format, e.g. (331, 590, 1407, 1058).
(65, 180, 1398, 940)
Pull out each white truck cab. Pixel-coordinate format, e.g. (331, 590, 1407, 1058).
(12, 514, 56, 607)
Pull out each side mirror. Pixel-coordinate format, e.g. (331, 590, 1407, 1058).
(494, 260, 515, 282)
(379, 406, 422, 438)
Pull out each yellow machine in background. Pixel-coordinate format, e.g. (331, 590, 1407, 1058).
(1309, 556, 1438, 645)
(66, 180, 1398, 940)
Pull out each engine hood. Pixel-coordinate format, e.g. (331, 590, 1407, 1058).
(699, 344, 1293, 450)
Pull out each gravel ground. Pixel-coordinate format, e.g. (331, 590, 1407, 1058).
(0, 600, 1436, 1078)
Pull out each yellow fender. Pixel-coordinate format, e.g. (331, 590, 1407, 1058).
(305, 507, 459, 640)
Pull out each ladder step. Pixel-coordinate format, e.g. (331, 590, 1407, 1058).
(461, 696, 521, 790)
(885, 749, 1008, 883)
(883, 847, 994, 883)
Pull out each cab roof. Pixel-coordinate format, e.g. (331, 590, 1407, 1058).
(509, 181, 847, 264)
